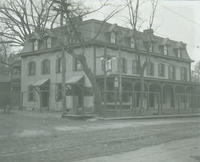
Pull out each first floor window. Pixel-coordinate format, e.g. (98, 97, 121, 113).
(28, 86, 35, 101)
(56, 83, 62, 101)
(158, 63, 165, 77)
(73, 58, 82, 71)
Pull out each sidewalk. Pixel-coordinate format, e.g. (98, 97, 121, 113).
(98, 113, 200, 120)
(10, 110, 61, 119)
(76, 137, 200, 162)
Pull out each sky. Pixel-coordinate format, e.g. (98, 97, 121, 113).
(84, 0, 200, 69)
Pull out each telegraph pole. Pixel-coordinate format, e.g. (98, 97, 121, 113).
(59, 0, 67, 114)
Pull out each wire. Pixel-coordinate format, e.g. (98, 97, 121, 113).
(161, 5, 200, 27)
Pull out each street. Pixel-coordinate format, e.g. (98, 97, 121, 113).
(0, 111, 200, 162)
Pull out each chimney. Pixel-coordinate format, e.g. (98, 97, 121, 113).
(143, 29, 154, 35)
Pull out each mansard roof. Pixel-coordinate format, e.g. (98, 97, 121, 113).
(22, 19, 192, 62)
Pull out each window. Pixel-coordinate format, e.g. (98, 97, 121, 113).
(147, 62, 154, 76)
(144, 41, 153, 52)
(56, 83, 62, 101)
(132, 60, 140, 74)
(119, 58, 127, 73)
(164, 46, 168, 55)
(174, 48, 182, 58)
(28, 86, 35, 101)
(56, 57, 62, 73)
(149, 43, 153, 52)
(28, 61, 36, 76)
(110, 32, 116, 44)
(46, 37, 52, 49)
(160, 45, 168, 55)
(41, 59, 50, 74)
(180, 67, 187, 81)
(73, 58, 82, 71)
(130, 38, 135, 48)
(158, 63, 165, 77)
(168, 65, 176, 80)
(33, 40, 38, 51)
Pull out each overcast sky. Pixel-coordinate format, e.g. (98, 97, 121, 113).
(84, 0, 200, 68)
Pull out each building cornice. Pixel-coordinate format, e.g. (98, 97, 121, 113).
(20, 41, 192, 63)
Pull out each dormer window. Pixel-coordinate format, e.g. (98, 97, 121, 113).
(130, 38, 135, 48)
(149, 43, 153, 52)
(33, 40, 38, 51)
(144, 41, 153, 52)
(160, 45, 168, 55)
(163, 46, 168, 55)
(174, 48, 182, 58)
(46, 37, 52, 49)
(110, 32, 116, 44)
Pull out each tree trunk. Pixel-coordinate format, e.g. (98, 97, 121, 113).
(80, 56, 102, 115)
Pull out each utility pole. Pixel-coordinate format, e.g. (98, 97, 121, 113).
(103, 46, 107, 116)
(60, 0, 67, 114)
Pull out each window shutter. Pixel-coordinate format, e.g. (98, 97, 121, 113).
(56, 58, 58, 73)
(158, 64, 161, 76)
(124, 58, 127, 73)
(72, 57, 76, 71)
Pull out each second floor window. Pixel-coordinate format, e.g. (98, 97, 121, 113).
(180, 67, 187, 81)
(158, 63, 165, 77)
(147, 62, 154, 76)
(56, 57, 62, 73)
(168, 65, 176, 80)
(132, 59, 140, 74)
(119, 57, 127, 73)
(28, 61, 36, 76)
(41, 59, 50, 74)
(73, 58, 82, 71)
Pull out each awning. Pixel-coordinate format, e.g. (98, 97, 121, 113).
(65, 75, 84, 85)
(33, 79, 49, 87)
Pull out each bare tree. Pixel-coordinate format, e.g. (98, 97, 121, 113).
(49, 0, 125, 114)
(126, 0, 158, 112)
(0, 0, 55, 46)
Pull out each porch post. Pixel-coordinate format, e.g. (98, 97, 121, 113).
(132, 81, 135, 112)
(147, 83, 150, 111)
(184, 86, 187, 111)
(160, 84, 164, 114)
(172, 85, 176, 111)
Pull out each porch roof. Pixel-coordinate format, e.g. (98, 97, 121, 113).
(66, 75, 84, 85)
(33, 79, 49, 87)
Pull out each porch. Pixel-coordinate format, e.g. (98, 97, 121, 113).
(97, 76, 200, 117)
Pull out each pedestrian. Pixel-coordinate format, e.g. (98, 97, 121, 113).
(2, 96, 10, 113)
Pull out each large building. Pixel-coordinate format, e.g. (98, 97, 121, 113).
(20, 19, 200, 116)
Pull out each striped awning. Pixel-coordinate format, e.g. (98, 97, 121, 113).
(33, 79, 49, 87)
(65, 75, 84, 85)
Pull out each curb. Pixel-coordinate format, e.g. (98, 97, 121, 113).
(97, 113, 200, 120)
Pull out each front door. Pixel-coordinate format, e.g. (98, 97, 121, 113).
(40, 90, 49, 111)
(73, 86, 84, 114)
